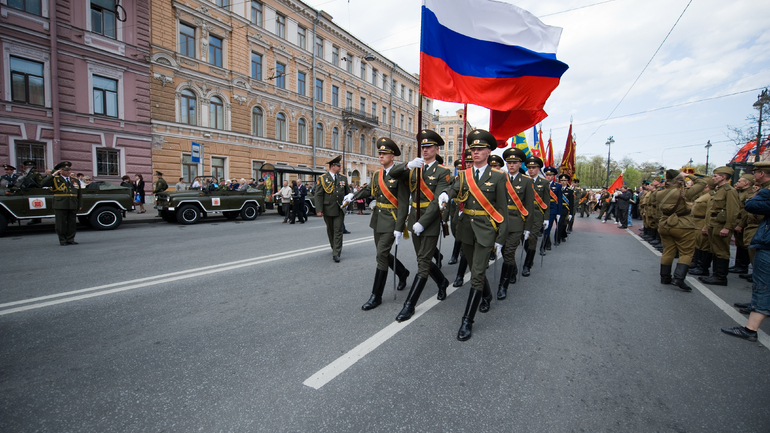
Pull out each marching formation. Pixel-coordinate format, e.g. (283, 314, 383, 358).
(315, 128, 585, 341)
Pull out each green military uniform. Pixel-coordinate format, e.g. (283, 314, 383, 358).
(598, 190, 611, 220)
(689, 179, 715, 275)
(442, 130, 508, 341)
(17, 160, 44, 189)
(699, 166, 741, 286)
(153, 172, 168, 194)
(525, 157, 550, 269)
(497, 147, 533, 299)
(657, 170, 696, 290)
(41, 161, 83, 245)
(448, 151, 474, 288)
(575, 187, 588, 217)
(389, 130, 452, 318)
(315, 156, 351, 261)
(354, 138, 410, 311)
(256, 181, 267, 213)
(730, 174, 755, 273)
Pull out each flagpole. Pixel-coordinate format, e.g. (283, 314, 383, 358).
(462, 103, 468, 170)
(416, 93, 423, 221)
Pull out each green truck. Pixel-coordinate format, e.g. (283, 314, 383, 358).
(0, 181, 134, 236)
(153, 177, 263, 224)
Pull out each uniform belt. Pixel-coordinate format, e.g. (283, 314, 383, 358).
(411, 201, 430, 208)
(463, 209, 488, 216)
(711, 212, 718, 217)
(694, 215, 705, 219)
(376, 202, 397, 209)
(507, 205, 520, 211)
(54, 194, 77, 197)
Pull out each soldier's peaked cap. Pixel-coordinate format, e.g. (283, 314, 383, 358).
(751, 161, 770, 170)
(155, 171, 163, 176)
(488, 154, 504, 167)
(713, 166, 734, 176)
(419, 129, 444, 147)
(558, 173, 571, 181)
(4, 164, 15, 170)
(466, 129, 497, 150)
(543, 166, 558, 175)
(376, 137, 401, 156)
(436, 154, 444, 165)
(54, 161, 72, 171)
(525, 156, 544, 168)
(503, 147, 526, 162)
(454, 159, 463, 168)
(327, 155, 342, 166)
(22, 159, 35, 166)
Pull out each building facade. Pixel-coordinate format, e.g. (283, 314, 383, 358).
(432, 108, 473, 167)
(0, 0, 152, 183)
(149, 0, 429, 199)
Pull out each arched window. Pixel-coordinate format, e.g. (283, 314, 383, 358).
(332, 127, 339, 150)
(276, 112, 286, 141)
(345, 130, 352, 152)
(315, 122, 324, 147)
(209, 96, 224, 130)
(297, 118, 306, 145)
(180, 89, 196, 125)
(359, 134, 365, 154)
(371, 137, 376, 156)
(252, 106, 263, 136)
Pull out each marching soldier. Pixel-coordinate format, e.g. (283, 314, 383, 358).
(41, 161, 82, 246)
(657, 170, 697, 291)
(447, 159, 464, 266)
(389, 129, 451, 322)
(315, 156, 351, 262)
(597, 187, 611, 221)
(699, 166, 740, 286)
(689, 178, 716, 276)
(451, 150, 474, 288)
(523, 156, 550, 274)
(729, 173, 755, 274)
(488, 154, 504, 170)
(541, 166, 562, 253)
(497, 148, 533, 299)
(349, 138, 410, 311)
(557, 173, 572, 243)
(1, 164, 17, 188)
(439, 129, 508, 341)
(567, 178, 579, 231)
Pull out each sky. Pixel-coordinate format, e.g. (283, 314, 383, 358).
(305, 0, 770, 170)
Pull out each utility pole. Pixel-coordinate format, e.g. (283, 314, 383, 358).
(605, 136, 614, 186)
(753, 88, 769, 162)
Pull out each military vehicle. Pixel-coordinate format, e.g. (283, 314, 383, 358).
(0, 181, 134, 236)
(154, 176, 263, 224)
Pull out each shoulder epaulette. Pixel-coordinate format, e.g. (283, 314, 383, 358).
(491, 168, 505, 174)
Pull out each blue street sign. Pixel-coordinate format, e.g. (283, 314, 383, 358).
(191, 142, 201, 163)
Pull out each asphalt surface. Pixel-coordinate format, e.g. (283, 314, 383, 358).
(1, 210, 769, 432)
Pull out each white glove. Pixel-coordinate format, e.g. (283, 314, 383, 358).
(568, 215, 573, 221)
(407, 157, 425, 170)
(370, 200, 377, 209)
(523, 230, 530, 241)
(557, 215, 561, 223)
(413, 222, 424, 236)
(438, 192, 449, 208)
(394, 230, 402, 245)
(494, 243, 503, 256)
(343, 193, 355, 203)
(543, 221, 549, 229)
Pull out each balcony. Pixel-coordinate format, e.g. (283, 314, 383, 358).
(342, 108, 379, 127)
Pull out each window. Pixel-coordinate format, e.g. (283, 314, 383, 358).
(15, 141, 46, 170)
(180, 89, 197, 125)
(408, 89, 413, 104)
(382, 107, 387, 124)
(359, 134, 365, 154)
(400, 114, 404, 130)
(332, 46, 339, 67)
(459, 127, 463, 136)
(252, 107, 263, 136)
(209, 35, 223, 67)
(276, 113, 286, 141)
(359, 97, 365, 113)
(408, 117, 412, 133)
(275, 63, 286, 88)
(275, 13, 286, 38)
(400, 84, 405, 99)
(215, 0, 228, 8)
(209, 96, 224, 130)
(331, 86, 339, 107)
(8, 0, 42, 15)
(371, 102, 377, 117)
(92, 75, 118, 117)
(251, 1, 262, 26)
(10, 56, 44, 106)
(298, 72, 306, 95)
(315, 36, 323, 58)
(297, 26, 306, 49)
(315, 123, 324, 147)
(448, 141, 454, 152)
(371, 137, 376, 156)
(346, 91, 352, 110)
(332, 127, 339, 150)
(182, 154, 198, 182)
(315, 79, 323, 101)
(382, 74, 388, 91)
(449, 127, 454, 136)
(298, 118, 307, 145)
(360, 62, 366, 80)
(251, 53, 262, 80)
(96, 148, 119, 176)
(346, 54, 352, 73)
(345, 131, 351, 152)
(91, 0, 117, 39)
(440, 127, 445, 135)
(179, 23, 196, 57)
(211, 157, 225, 180)
(372, 68, 378, 86)
(391, 110, 395, 126)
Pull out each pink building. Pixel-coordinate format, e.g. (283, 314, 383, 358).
(0, 0, 151, 185)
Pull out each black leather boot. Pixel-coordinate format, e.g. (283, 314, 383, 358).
(671, 263, 692, 291)
(454, 255, 468, 287)
(479, 277, 493, 313)
(434, 248, 444, 269)
(728, 247, 750, 274)
(522, 249, 535, 277)
(429, 262, 450, 301)
(553, 230, 561, 247)
(690, 249, 701, 273)
(457, 289, 482, 341)
(388, 254, 410, 291)
(660, 264, 672, 284)
(396, 275, 428, 322)
(689, 251, 712, 276)
(448, 240, 461, 265)
(362, 268, 388, 310)
(510, 260, 518, 285)
(497, 263, 511, 300)
(539, 236, 547, 256)
(545, 236, 552, 251)
(699, 257, 729, 286)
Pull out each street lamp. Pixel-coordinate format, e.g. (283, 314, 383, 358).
(705, 140, 712, 175)
(753, 88, 769, 162)
(605, 136, 614, 186)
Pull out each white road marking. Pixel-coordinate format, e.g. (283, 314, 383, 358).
(0, 237, 374, 316)
(629, 228, 769, 349)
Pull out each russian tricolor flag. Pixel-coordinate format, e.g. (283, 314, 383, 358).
(420, 0, 568, 127)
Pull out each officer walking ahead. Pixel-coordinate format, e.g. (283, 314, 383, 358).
(315, 156, 351, 262)
(348, 139, 410, 311)
(41, 161, 82, 246)
(439, 129, 508, 341)
(523, 156, 550, 274)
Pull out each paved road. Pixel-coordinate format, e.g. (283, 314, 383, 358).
(1, 212, 769, 432)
